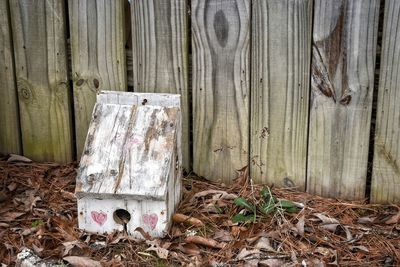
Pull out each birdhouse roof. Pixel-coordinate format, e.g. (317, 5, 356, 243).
(75, 91, 181, 201)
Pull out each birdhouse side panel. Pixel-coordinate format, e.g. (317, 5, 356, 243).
(174, 111, 183, 209)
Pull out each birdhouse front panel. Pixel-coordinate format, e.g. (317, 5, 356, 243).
(75, 91, 182, 238)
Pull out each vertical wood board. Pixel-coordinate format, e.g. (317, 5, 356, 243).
(307, 0, 379, 199)
(192, 0, 250, 183)
(0, 0, 21, 155)
(250, 0, 312, 189)
(371, 0, 400, 203)
(131, 0, 190, 170)
(9, 0, 73, 162)
(69, 0, 127, 159)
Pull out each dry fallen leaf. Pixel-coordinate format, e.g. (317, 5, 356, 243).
(185, 236, 225, 249)
(191, 190, 238, 201)
(236, 248, 260, 261)
(314, 213, 340, 232)
(385, 211, 400, 224)
(7, 182, 17, 192)
(0, 211, 25, 222)
(350, 245, 369, 253)
(7, 154, 32, 163)
(321, 223, 340, 232)
(178, 243, 201, 255)
(0, 222, 10, 228)
(254, 237, 274, 251)
(21, 227, 39, 236)
(296, 215, 305, 236)
(306, 258, 325, 267)
(313, 213, 339, 224)
(62, 240, 85, 256)
(134, 227, 153, 240)
(213, 229, 233, 242)
(145, 240, 169, 259)
(172, 213, 204, 227)
(259, 259, 286, 267)
(315, 246, 332, 257)
(31, 244, 43, 255)
(63, 256, 102, 267)
(60, 190, 75, 200)
(357, 216, 376, 224)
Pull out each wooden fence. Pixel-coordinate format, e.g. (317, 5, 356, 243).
(0, 0, 399, 203)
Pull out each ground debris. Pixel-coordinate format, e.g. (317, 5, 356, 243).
(0, 160, 399, 266)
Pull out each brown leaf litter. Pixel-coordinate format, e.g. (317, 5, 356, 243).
(0, 157, 399, 266)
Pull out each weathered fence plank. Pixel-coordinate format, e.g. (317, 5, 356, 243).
(131, 0, 190, 170)
(307, 0, 379, 199)
(250, 0, 312, 189)
(371, 0, 400, 203)
(9, 0, 73, 162)
(192, 0, 250, 182)
(69, 0, 127, 159)
(0, 0, 21, 155)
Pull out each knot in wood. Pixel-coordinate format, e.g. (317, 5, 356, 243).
(75, 78, 85, 87)
(339, 95, 352, 106)
(214, 10, 229, 47)
(88, 75, 102, 92)
(55, 82, 68, 102)
(17, 79, 33, 103)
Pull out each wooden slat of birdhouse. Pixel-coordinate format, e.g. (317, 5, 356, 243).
(77, 104, 179, 200)
(110, 106, 179, 197)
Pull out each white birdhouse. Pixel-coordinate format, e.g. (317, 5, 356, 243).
(75, 91, 182, 238)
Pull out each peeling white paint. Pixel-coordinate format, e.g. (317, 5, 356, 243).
(76, 91, 182, 238)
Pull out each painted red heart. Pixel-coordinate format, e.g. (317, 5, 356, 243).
(91, 211, 107, 226)
(142, 213, 158, 230)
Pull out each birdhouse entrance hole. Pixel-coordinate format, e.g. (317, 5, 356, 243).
(113, 209, 131, 225)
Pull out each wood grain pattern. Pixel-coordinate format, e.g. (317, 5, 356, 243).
(0, 0, 21, 155)
(250, 0, 312, 189)
(307, 0, 379, 199)
(76, 92, 181, 200)
(76, 92, 181, 238)
(371, 0, 400, 203)
(131, 0, 190, 170)
(69, 0, 127, 159)
(77, 105, 179, 199)
(9, 0, 73, 162)
(192, 0, 250, 183)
